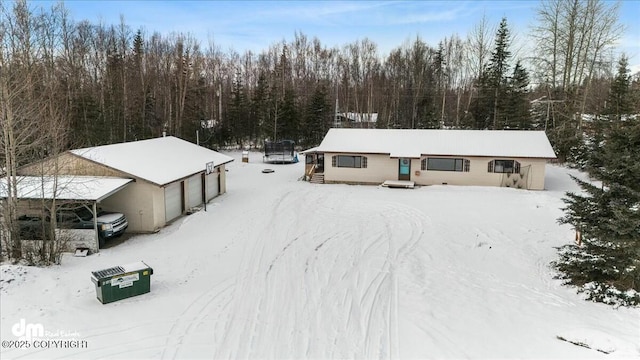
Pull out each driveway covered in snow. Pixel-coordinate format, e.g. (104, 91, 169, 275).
(1, 151, 638, 359)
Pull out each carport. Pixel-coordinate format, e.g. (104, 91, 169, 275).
(1, 175, 133, 252)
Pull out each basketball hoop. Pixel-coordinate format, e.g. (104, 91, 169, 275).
(206, 161, 215, 175)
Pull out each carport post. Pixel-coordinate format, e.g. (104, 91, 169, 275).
(93, 201, 99, 251)
(80, 202, 100, 251)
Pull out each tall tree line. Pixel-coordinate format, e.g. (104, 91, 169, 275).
(1, 1, 72, 261)
(2, 0, 634, 159)
(531, 0, 626, 163)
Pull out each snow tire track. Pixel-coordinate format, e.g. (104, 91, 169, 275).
(212, 187, 429, 359)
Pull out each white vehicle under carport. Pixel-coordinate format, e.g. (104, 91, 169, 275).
(56, 207, 128, 247)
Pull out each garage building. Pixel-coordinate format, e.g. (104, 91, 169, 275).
(18, 136, 234, 232)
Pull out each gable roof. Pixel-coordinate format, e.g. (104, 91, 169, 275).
(0, 176, 133, 202)
(313, 129, 557, 159)
(71, 136, 234, 186)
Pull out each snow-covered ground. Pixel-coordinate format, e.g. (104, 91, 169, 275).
(1, 151, 638, 359)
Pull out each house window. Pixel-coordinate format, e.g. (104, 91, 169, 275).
(488, 159, 520, 174)
(332, 155, 367, 168)
(421, 158, 470, 172)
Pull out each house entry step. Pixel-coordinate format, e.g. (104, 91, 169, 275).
(381, 180, 415, 189)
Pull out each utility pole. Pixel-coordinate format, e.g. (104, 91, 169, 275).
(334, 82, 340, 128)
(218, 83, 222, 126)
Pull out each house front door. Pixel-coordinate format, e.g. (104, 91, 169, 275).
(317, 154, 325, 173)
(398, 158, 411, 181)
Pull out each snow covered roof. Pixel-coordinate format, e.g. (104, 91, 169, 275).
(312, 129, 557, 159)
(71, 136, 234, 186)
(299, 147, 319, 155)
(339, 112, 378, 123)
(0, 176, 132, 202)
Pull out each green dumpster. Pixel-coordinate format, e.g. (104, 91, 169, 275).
(91, 261, 153, 304)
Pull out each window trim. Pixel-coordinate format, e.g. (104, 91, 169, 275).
(421, 157, 470, 172)
(488, 159, 521, 174)
(332, 155, 368, 168)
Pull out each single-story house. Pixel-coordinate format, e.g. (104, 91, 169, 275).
(302, 129, 557, 190)
(17, 136, 234, 232)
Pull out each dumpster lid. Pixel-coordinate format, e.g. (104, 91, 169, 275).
(121, 261, 151, 273)
(92, 266, 125, 279)
(91, 261, 150, 280)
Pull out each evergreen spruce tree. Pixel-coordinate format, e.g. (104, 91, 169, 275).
(278, 87, 298, 142)
(104, 40, 125, 144)
(555, 55, 640, 306)
(144, 91, 162, 137)
(128, 30, 147, 140)
(584, 114, 608, 173)
(228, 70, 250, 146)
(587, 56, 633, 174)
(470, 71, 493, 129)
(505, 60, 532, 129)
(606, 55, 634, 121)
(471, 17, 511, 129)
(69, 93, 103, 146)
(252, 72, 272, 143)
(301, 84, 331, 147)
(182, 77, 208, 145)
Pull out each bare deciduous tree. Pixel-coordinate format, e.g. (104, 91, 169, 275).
(1, 0, 70, 262)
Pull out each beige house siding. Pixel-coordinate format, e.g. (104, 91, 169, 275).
(322, 153, 549, 190)
(324, 153, 397, 184)
(414, 156, 548, 190)
(152, 186, 166, 230)
(19, 153, 124, 177)
(520, 158, 547, 190)
(99, 180, 159, 232)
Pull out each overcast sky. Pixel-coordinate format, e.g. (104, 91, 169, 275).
(43, 1, 640, 71)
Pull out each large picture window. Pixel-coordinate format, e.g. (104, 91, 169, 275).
(488, 159, 520, 174)
(332, 155, 367, 168)
(421, 158, 470, 172)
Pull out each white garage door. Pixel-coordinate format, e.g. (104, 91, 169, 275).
(187, 174, 203, 209)
(165, 182, 182, 222)
(206, 172, 219, 201)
